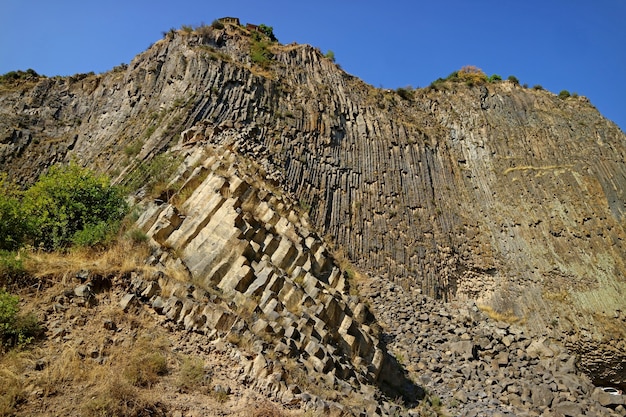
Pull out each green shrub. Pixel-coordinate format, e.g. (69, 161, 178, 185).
(0, 69, 41, 84)
(71, 221, 119, 248)
(0, 174, 27, 251)
(211, 19, 224, 30)
(22, 162, 128, 251)
(457, 66, 487, 86)
(488, 74, 502, 82)
(325, 50, 336, 62)
(124, 140, 143, 157)
(507, 75, 520, 85)
(558, 90, 570, 99)
(446, 71, 459, 81)
(258, 24, 277, 42)
(127, 228, 149, 244)
(396, 86, 414, 101)
(532, 84, 544, 90)
(250, 37, 273, 66)
(429, 77, 447, 90)
(0, 288, 40, 350)
(0, 251, 26, 286)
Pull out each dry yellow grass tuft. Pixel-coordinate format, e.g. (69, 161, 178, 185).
(0, 350, 33, 417)
(251, 401, 288, 417)
(23, 237, 153, 278)
(477, 304, 525, 325)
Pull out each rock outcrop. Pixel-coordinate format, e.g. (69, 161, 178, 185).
(1, 20, 625, 400)
(127, 143, 418, 405)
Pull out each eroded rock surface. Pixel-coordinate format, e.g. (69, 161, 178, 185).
(1, 21, 625, 397)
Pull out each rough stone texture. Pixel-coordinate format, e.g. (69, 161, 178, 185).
(360, 276, 623, 416)
(130, 146, 418, 404)
(1, 23, 625, 390)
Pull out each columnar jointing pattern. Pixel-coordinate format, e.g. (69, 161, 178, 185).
(133, 145, 405, 396)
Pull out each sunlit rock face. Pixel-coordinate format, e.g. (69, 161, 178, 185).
(1, 22, 625, 388)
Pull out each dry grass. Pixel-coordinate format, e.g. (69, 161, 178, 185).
(170, 167, 211, 207)
(36, 346, 93, 396)
(477, 304, 525, 325)
(23, 238, 153, 278)
(331, 245, 365, 295)
(251, 401, 288, 417)
(543, 289, 569, 303)
(0, 350, 33, 417)
(82, 378, 166, 417)
(176, 355, 208, 392)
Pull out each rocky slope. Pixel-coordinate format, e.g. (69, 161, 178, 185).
(1, 19, 626, 414)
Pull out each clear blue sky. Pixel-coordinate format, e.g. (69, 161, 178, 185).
(1, 1, 624, 131)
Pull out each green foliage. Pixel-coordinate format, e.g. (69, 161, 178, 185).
(250, 36, 273, 67)
(0, 174, 27, 251)
(0, 69, 41, 84)
(71, 221, 119, 248)
(126, 228, 149, 244)
(429, 77, 447, 91)
(488, 74, 502, 82)
(325, 50, 336, 62)
(558, 90, 571, 99)
(429, 66, 489, 89)
(124, 141, 143, 157)
(532, 84, 544, 90)
(445, 71, 459, 81)
(180, 24, 193, 33)
(396, 86, 415, 101)
(0, 288, 40, 350)
(428, 394, 442, 408)
(507, 75, 520, 85)
(211, 19, 224, 30)
(0, 251, 26, 285)
(22, 162, 128, 251)
(258, 24, 277, 42)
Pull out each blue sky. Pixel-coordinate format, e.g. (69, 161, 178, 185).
(1, 1, 624, 131)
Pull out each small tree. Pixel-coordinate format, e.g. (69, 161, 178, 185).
(258, 24, 277, 42)
(22, 162, 128, 250)
(558, 90, 570, 99)
(488, 74, 502, 82)
(457, 66, 487, 86)
(325, 50, 336, 62)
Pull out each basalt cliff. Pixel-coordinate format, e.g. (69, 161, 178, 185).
(1, 21, 625, 416)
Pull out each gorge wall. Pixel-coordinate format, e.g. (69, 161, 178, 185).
(1, 21, 625, 391)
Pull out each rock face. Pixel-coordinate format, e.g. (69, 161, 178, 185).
(1, 22, 625, 392)
(128, 144, 417, 403)
(361, 276, 625, 416)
